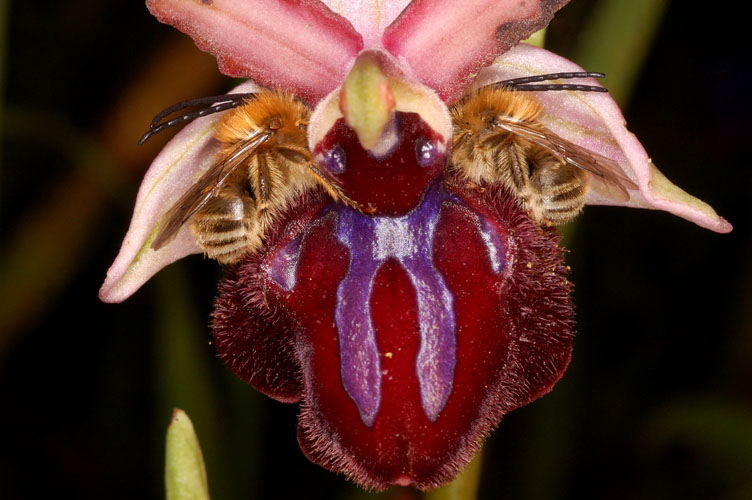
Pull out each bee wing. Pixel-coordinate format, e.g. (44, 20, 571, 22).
(494, 119, 638, 201)
(151, 130, 271, 250)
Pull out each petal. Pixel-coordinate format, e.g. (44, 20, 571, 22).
(210, 195, 331, 403)
(295, 181, 573, 490)
(146, 0, 364, 103)
(215, 178, 574, 490)
(382, 0, 568, 104)
(321, 0, 410, 47)
(99, 81, 260, 303)
(213, 262, 304, 402)
(472, 43, 732, 233)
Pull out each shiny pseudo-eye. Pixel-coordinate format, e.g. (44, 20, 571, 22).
(140, 91, 352, 264)
(450, 74, 638, 226)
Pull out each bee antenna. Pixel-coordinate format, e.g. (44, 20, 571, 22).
(511, 83, 608, 92)
(495, 72, 608, 93)
(138, 93, 256, 145)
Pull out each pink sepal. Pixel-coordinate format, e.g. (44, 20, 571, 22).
(146, 0, 363, 103)
(473, 44, 732, 233)
(99, 81, 261, 303)
(321, 0, 410, 47)
(382, 0, 568, 104)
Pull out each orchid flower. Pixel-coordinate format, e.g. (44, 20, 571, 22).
(99, 0, 731, 491)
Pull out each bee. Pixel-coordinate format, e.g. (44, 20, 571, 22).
(141, 73, 635, 264)
(450, 72, 638, 225)
(141, 90, 351, 264)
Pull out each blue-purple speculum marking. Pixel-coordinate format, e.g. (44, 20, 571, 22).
(269, 183, 507, 427)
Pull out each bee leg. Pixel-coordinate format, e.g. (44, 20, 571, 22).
(465, 181, 486, 193)
(255, 151, 273, 209)
(304, 161, 364, 212)
(499, 142, 544, 222)
(504, 142, 528, 190)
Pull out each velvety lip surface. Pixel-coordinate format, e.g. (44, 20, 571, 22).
(211, 178, 573, 490)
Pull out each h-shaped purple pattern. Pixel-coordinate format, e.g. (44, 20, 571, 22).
(335, 184, 456, 426)
(268, 184, 509, 427)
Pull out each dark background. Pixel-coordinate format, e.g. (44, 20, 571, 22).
(1, 1, 750, 499)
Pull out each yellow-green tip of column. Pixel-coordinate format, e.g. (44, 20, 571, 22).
(340, 52, 395, 150)
(165, 408, 211, 500)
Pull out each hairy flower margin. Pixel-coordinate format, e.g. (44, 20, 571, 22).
(100, 0, 731, 491)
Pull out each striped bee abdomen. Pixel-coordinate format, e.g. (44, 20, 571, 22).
(191, 185, 260, 264)
(528, 157, 589, 225)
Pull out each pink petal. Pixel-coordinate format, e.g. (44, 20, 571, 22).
(472, 44, 732, 233)
(321, 0, 410, 47)
(382, 0, 568, 104)
(99, 81, 261, 303)
(146, 0, 363, 103)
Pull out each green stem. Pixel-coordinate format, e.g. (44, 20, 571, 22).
(572, 0, 670, 107)
(154, 263, 234, 498)
(424, 450, 483, 500)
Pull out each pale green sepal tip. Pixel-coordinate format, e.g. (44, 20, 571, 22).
(165, 408, 211, 500)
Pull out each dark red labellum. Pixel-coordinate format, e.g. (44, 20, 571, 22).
(212, 112, 574, 490)
(213, 181, 573, 490)
(314, 112, 447, 216)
